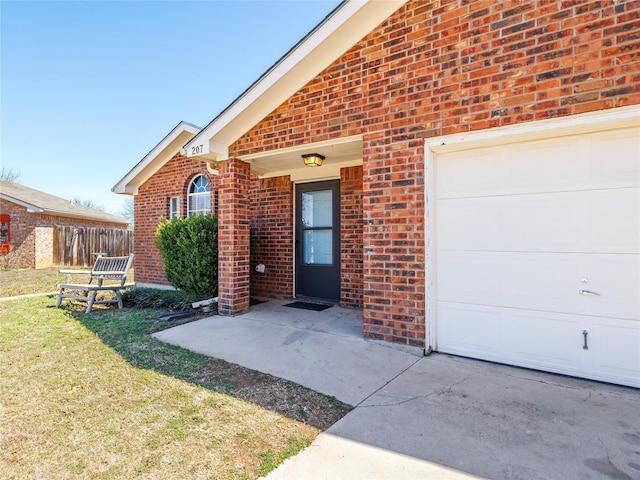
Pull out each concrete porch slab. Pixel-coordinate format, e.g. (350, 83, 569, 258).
(152, 300, 422, 406)
(153, 300, 640, 479)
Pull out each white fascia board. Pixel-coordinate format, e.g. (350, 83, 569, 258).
(427, 105, 640, 153)
(185, 0, 407, 159)
(0, 194, 43, 212)
(112, 122, 201, 194)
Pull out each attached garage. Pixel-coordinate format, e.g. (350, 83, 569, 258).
(427, 108, 640, 388)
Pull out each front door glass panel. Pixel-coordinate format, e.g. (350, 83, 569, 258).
(301, 190, 333, 265)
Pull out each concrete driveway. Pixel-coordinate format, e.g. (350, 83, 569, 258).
(153, 300, 640, 479)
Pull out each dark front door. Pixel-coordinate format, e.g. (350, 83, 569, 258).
(295, 180, 340, 301)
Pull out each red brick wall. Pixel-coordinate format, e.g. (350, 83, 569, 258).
(134, 153, 219, 286)
(0, 199, 126, 269)
(341, 166, 363, 307)
(218, 158, 251, 315)
(228, 0, 639, 348)
(250, 175, 294, 300)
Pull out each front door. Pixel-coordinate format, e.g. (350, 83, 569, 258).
(295, 180, 340, 301)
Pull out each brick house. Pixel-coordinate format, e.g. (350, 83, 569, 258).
(0, 181, 130, 269)
(114, 0, 639, 387)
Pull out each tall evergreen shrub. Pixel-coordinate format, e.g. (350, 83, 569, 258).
(154, 215, 218, 298)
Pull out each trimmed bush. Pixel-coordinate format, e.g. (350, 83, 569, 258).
(154, 215, 218, 299)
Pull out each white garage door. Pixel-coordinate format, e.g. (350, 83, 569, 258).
(435, 125, 640, 388)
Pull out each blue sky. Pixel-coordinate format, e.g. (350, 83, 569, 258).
(1, 0, 341, 215)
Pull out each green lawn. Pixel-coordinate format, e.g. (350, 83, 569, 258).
(0, 291, 347, 478)
(0, 267, 66, 297)
(0, 267, 135, 298)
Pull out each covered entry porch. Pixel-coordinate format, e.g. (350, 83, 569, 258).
(213, 135, 365, 317)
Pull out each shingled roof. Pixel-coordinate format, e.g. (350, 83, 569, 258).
(0, 181, 129, 224)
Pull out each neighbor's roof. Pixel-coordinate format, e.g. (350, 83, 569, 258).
(0, 181, 129, 224)
(112, 121, 201, 195)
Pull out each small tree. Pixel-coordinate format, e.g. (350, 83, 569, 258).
(72, 197, 106, 212)
(154, 215, 218, 298)
(118, 197, 134, 223)
(0, 167, 21, 182)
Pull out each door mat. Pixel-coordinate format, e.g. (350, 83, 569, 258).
(284, 301, 333, 312)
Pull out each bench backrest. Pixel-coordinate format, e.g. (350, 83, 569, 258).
(91, 254, 134, 285)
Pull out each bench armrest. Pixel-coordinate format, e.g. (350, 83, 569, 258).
(59, 269, 93, 275)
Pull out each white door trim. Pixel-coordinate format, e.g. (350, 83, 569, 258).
(424, 105, 640, 351)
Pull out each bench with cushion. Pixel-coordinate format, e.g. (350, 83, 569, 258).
(56, 254, 134, 314)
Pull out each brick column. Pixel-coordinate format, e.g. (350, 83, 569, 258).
(218, 157, 251, 316)
(361, 135, 426, 349)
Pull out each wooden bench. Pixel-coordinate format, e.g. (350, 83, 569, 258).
(56, 254, 134, 314)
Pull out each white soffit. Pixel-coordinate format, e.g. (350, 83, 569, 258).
(239, 135, 363, 181)
(112, 122, 201, 195)
(184, 0, 407, 162)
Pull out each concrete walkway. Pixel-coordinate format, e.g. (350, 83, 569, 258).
(154, 299, 423, 406)
(153, 300, 640, 480)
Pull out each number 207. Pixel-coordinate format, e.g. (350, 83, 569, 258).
(191, 145, 203, 155)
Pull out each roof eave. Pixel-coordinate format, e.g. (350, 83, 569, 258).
(184, 0, 407, 162)
(40, 209, 129, 224)
(112, 121, 201, 195)
(0, 193, 43, 212)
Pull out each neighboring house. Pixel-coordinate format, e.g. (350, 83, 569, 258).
(0, 181, 130, 269)
(114, 1, 639, 387)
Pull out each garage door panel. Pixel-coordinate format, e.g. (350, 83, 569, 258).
(437, 303, 503, 360)
(589, 188, 640, 254)
(439, 252, 582, 314)
(438, 304, 640, 387)
(510, 193, 586, 253)
(437, 198, 509, 251)
(438, 305, 585, 377)
(440, 253, 640, 318)
(440, 189, 638, 254)
(437, 252, 504, 305)
(505, 138, 591, 194)
(505, 254, 582, 313)
(507, 311, 584, 374)
(582, 254, 640, 320)
(586, 317, 640, 386)
(436, 147, 507, 199)
(591, 128, 640, 189)
(439, 193, 588, 253)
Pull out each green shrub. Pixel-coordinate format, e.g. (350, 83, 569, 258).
(121, 287, 198, 311)
(154, 215, 218, 299)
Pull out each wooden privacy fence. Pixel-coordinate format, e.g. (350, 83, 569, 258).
(54, 226, 133, 267)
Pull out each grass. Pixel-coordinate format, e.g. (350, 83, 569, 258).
(0, 270, 351, 479)
(0, 266, 135, 298)
(0, 267, 66, 297)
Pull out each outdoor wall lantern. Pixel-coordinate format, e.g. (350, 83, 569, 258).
(302, 153, 325, 167)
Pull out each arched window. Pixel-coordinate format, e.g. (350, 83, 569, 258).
(187, 175, 210, 216)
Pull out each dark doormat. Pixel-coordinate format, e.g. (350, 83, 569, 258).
(284, 301, 333, 312)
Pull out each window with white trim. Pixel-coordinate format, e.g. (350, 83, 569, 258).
(169, 197, 181, 219)
(187, 175, 210, 216)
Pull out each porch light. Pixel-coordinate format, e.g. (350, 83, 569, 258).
(302, 153, 325, 167)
